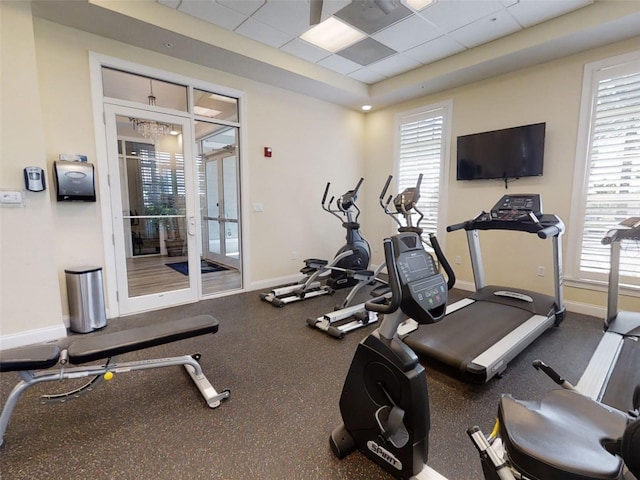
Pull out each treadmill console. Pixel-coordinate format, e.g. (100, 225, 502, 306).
(392, 233, 447, 324)
(490, 194, 543, 221)
(602, 217, 640, 244)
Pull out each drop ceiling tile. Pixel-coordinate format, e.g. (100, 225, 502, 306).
(448, 9, 522, 48)
(251, 0, 313, 36)
(367, 53, 422, 77)
(506, 0, 594, 28)
(337, 37, 397, 66)
(317, 54, 362, 75)
(235, 17, 294, 48)
(403, 34, 466, 65)
(316, 0, 353, 17)
(348, 67, 387, 84)
(334, 1, 413, 34)
(418, 0, 505, 33)
(216, 0, 265, 17)
(280, 38, 332, 63)
(372, 13, 442, 52)
(157, 0, 181, 8)
(178, 0, 247, 30)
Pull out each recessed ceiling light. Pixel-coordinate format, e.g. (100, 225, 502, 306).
(362, 105, 372, 111)
(403, 0, 436, 11)
(300, 17, 366, 53)
(194, 106, 222, 117)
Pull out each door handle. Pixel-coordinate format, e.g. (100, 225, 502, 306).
(188, 216, 196, 236)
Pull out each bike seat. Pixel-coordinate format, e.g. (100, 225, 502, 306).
(498, 389, 627, 480)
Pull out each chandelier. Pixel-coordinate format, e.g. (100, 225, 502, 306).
(129, 79, 171, 139)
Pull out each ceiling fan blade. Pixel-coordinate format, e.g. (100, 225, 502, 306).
(310, 0, 323, 25)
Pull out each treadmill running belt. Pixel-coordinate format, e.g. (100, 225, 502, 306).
(403, 301, 535, 375)
(600, 337, 640, 412)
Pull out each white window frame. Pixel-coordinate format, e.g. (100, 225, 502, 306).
(394, 100, 452, 245)
(567, 50, 640, 293)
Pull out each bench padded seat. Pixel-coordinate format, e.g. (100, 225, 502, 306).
(68, 315, 219, 364)
(499, 389, 627, 480)
(0, 345, 61, 372)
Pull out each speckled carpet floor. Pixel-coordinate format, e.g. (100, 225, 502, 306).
(0, 287, 603, 479)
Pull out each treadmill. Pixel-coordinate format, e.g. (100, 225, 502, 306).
(576, 217, 640, 413)
(400, 194, 566, 383)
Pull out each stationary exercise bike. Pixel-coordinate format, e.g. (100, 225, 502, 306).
(307, 174, 455, 338)
(330, 231, 449, 479)
(468, 367, 640, 480)
(260, 178, 372, 307)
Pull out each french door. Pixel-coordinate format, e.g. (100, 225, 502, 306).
(104, 104, 199, 314)
(201, 126, 240, 270)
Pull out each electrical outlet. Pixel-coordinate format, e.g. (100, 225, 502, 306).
(537, 266, 545, 277)
(455, 256, 461, 265)
(291, 251, 297, 260)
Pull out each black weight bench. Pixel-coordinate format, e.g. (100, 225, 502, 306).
(0, 315, 230, 446)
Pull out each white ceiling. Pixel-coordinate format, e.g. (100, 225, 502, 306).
(31, 0, 640, 111)
(159, 0, 593, 84)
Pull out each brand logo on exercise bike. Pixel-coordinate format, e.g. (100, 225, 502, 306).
(367, 441, 402, 470)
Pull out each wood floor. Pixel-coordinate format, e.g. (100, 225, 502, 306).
(126, 254, 241, 297)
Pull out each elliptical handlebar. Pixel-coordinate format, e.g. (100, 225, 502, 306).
(322, 178, 364, 223)
(379, 174, 425, 229)
(365, 238, 401, 315)
(380, 175, 402, 227)
(352, 177, 364, 196)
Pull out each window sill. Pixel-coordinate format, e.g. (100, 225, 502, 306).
(564, 277, 640, 298)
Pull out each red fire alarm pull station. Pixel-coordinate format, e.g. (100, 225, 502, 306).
(264, 147, 272, 158)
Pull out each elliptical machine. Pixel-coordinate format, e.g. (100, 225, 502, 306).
(307, 174, 454, 338)
(330, 231, 450, 479)
(260, 178, 372, 307)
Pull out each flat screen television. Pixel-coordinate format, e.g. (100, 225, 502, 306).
(456, 122, 545, 181)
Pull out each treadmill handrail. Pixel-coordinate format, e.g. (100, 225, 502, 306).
(448, 214, 565, 236)
(537, 220, 565, 239)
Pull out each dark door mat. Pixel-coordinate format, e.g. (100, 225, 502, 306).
(166, 260, 228, 276)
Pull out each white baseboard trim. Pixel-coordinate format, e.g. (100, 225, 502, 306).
(563, 300, 606, 319)
(0, 323, 68, 351)
(248, 274, 305, 293)
(453, 280, 475, 292)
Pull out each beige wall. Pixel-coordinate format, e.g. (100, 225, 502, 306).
(362, 35, 640, 314)
(0, 2, 638, 348)
(0, 8, 365, 347)
(32, 16, 366, 308)
(0, 2, 66, 345)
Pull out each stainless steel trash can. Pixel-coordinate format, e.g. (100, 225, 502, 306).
(65, 266, 107, 333)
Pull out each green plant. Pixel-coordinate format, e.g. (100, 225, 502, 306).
(145, 203, 183, 240)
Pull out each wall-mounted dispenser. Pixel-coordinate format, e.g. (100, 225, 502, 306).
(54, 161, 96, 202)
(24, 166, 46, 192)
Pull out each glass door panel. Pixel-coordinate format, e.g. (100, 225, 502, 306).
(197, 122, 242, 294)
(106, 105, 198, 314)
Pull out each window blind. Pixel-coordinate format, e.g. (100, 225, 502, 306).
(580, 66, 640, 279)
(398, 109, 445, 235)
